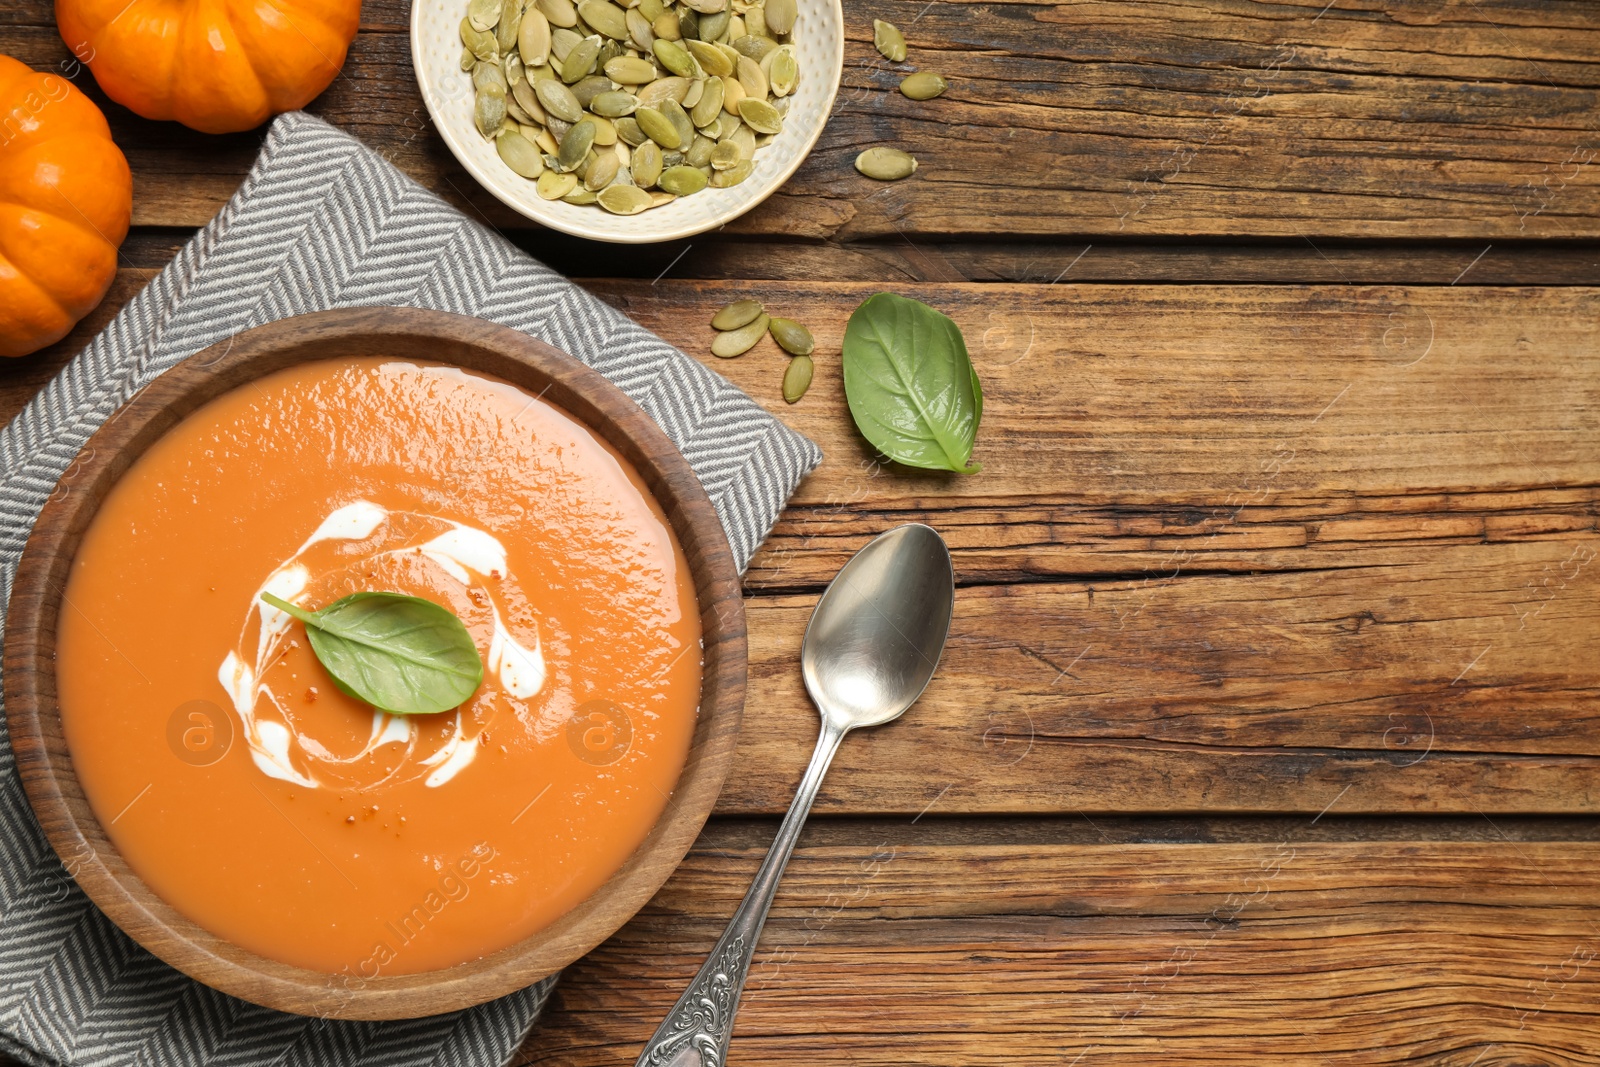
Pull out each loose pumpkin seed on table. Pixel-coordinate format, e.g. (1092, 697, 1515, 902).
(466, 0, 801, 212)
(899, 71, 946, 100)
(873, 18, 906, 62)
(782, 354, 814, 403)
(855, 146, 917, 180)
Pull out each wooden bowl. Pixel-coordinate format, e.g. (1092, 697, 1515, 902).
(2, 307, 746, 1020)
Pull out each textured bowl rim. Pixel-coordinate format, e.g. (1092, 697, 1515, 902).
(410, 0, 844, 244)
(1, 307, 747, 1020)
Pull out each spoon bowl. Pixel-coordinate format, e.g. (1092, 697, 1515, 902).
(801, 524, 956, 730)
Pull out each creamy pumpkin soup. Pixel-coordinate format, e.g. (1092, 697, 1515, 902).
(55, 358, 701, 976)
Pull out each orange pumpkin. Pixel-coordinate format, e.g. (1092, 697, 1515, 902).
(56, 0, 361, 135)
(0, 55, 131, 359)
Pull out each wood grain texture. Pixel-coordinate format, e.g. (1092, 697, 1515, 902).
(7, 0, 1600, 237)
(0, 309, 747, 1019)
(520, 834, 1600, 1065)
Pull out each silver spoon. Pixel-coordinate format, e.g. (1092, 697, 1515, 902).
(635, 523, 956, 1067)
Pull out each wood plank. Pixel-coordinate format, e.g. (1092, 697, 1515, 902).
(7, 0, 1600, 238)
(4, 281, 1596, 815)
(518, 836, 1600, 1065)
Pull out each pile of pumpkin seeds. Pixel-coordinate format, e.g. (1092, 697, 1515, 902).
(852, 18, 945, 182)
(461, 0, 801, 213)
(711, 298, 815, 402)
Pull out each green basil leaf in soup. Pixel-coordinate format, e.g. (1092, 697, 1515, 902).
(842, 292, 984, 474)
(259, 591, 485, 716)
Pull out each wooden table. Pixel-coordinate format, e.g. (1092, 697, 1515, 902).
(6, 1, 1600, 1062)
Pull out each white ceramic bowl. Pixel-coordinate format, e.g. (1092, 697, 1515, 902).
(411, 0, 843, 243)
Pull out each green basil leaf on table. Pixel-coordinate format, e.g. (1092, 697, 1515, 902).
(259, 591, 484, 716)
(841, 292, 983, 474)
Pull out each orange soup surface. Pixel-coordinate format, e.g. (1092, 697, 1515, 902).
(56, 357, 701, 977)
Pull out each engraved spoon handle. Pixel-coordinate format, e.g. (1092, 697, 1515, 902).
(636, 717, 849, 1067)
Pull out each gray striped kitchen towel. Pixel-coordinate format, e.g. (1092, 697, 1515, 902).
(0, 111, 821, 1067)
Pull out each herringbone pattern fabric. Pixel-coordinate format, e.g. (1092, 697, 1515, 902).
(0, 112, 820, 1066)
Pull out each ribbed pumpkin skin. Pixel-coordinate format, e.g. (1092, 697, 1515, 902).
(0, 54, 131, 359)
(56, 0, 361, 135)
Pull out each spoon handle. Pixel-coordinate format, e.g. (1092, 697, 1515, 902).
(635, 717, 849, 1067)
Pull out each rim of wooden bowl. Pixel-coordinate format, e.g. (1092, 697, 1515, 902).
(1, 306, 747, 1020)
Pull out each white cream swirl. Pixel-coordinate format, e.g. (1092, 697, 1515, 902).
(218, 501, 544, 789)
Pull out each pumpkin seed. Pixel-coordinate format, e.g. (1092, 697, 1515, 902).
(635, 105, 683, 149)
(518, 8, 552, 64)
(685, 38, 733, 76)
(768, 316, 814, 355)
(513, 78, 547, 120)
(546, 113, 572, 138)
(696, 9, 730, 41)
(585, 150, 620, 188)
(559, 187, 595, 205)
(682, 0, 724, 12)
(745, 3, 768, 39)
(721, 120, 755, 154)
(720, 72, 745, 114)
(538, 0, 579, 26)
(589, 114, 618, 144)
(659, 97, 695, 147)
(616, 115, 646, 144)
(711, 312, 769, 357)
(676, 8, 698, 39)
(710, 158, 752, 186)
(462, 16, 499, 59)
(535, 126, 560, 152)
(764, 0, 794, 33)
(767, 46, 797, 95)
(497, 129, 546, 177)
(711, 298, 763, 330)
(561, 34, 602, 81)
(855, 146, 917, 180)
(899, 71, 946, 100)
(626, 8, 656, 49)
(474, 58, 509, 95)
(557, 119, 597, 169)
(460, 45, 477, 71)
(652, 11, 681, 39)
(873, 19, 906, 62)
(598, 184, 654, 213)
(640, 0, 666, 21)
(631, 139, 664, 186)
(691, 75, 726, 126)
(537, 170, 579, 198)
(593, 91, 640, 119)
(534, 77, 583, 121)
(682, 78, 705, 108)
(652, 38, 695, 77)
(572, 75, 613, 107)
(506, 93, 534, 124)
(469, 0, 502, 33)
(475, 87, 508, 136)
(649, 190, 678, 207)
(612, 139, 632, 169)
(731, 33, 775, 61)
(638, 75, 690, 104)
(578, 0, 629, 38)
(709, 139, 744, 169)
(735, 54, 767, 98)
(686, 133, 716, 167)
(496, 0, 523, 53)
(658, 164, 708, 194)
(551, 26, 581, 61)
(505, 51, 526, 85)
(781, 355, 813, 403)
(727, 13, 746, 37)
(736, 96, 781, 134)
